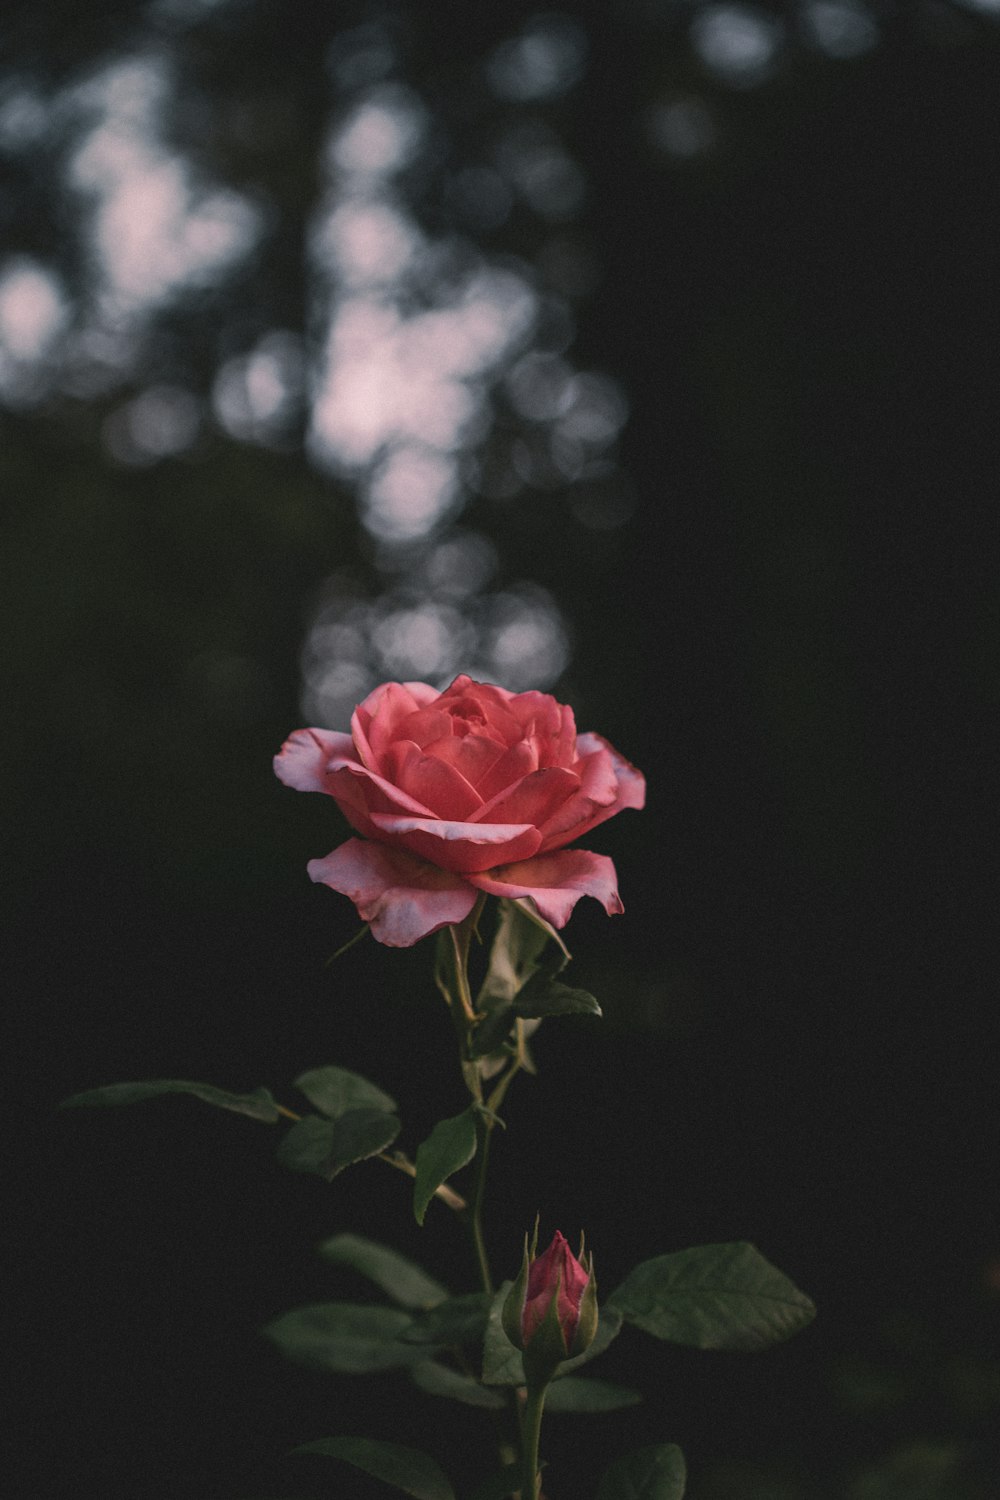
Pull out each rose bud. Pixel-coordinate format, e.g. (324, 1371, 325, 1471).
(502, 1228, 598, 1381)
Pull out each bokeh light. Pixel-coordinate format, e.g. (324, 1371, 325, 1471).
(0, 10, 640, 718)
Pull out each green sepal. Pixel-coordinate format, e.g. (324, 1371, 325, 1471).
(500, 1238, 531, 1350)
(468, 1003, 517, 1060)
(275, 1108, 400, 1180)
(59, 1079, 281, 1122)
(471, 899, 573, 1065)
(434, 925, 463, 1007)
(568, 1252, 599, 1357)
(293, 1065, 396, 1119)
(290, 1436, 455, 1500)
(476, 899, 561, 1012)
(507, 898, 571, 966)
(264, 1303, 428, 1374)
(410, 1361, 506, 1409)
(608, 1242, 816, 1352)
(560, 1303, 624, 1374)
(484, 1281, 624, 1386)
(595, 1444, 687, 1500)
(413, 1107, 478, 1225)
(522, 1266, 572, 1387)
(318, 1234, 448, 1310)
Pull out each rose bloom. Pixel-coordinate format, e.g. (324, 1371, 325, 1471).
(274, 675, 645, 946)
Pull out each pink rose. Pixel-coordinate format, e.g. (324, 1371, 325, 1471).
(274, 675, 645, 947)
(521, 1230, 593, 1351)
(501, 1229, 598, 1368)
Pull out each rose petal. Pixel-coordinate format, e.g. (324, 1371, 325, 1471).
(423, 732, 506, 788)
(575, 742, 621, 806)
(352, 681, 438, 768)
(505, 688, 564, 739)
(273, 728, 358, 793)
(382, 740, 484, 820)
(471, 766, 581, 827)
(324, 756, 438, 823)
(475, 739, 540, 803)
(440, 674, 515, 710)
(553, 702, 579, 768)
(369, 812, 542, 874)
(307, 838, 477, 947)
(467, 849, 624, 927)
(436, 676, 524, 745)
(393, 708, 455, 750)
(538, 734, 646, 852)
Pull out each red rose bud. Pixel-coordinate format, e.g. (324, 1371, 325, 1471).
(502, 1229, 598, 1379)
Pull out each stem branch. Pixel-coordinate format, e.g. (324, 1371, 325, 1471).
(466, 1110, 494, 1295)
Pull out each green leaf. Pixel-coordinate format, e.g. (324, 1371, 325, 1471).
(291, 1436, 455, 1500)
(481, 1281, 525, 1387)
(276, 1115, 334, 1175)
(596, 1445, 687, 1500)
(294, 1065, 396, 1119)
(512, 972, 601, 1020)
(59, 1079, 281, 1122)
(410, 1361, 505, 1409)
(318, 1234, 448, 1310)
(275, 1109, 400, 1180)
(413, 1108, 477, 1226)
(481, 1283, 623, 1386)
(264, 1303, 426, 1373)
(403, 1292, 493, 1345)
(324, 1109, 400, 1175)
(608, 1242, 816, 1352)
(545, 1377, 643, 1413)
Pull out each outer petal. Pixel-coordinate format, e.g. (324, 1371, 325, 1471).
(538, 733, 646, 852)
(273, 728, 358, 792)
(576, 732, 647, 806)
(467, 849, 624, 928)
(307, 839, 477, 947)
(322, 757, 438, 840)
(369, 812, 542, 873)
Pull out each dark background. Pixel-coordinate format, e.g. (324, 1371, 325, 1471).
(4, 2, 998, 1496)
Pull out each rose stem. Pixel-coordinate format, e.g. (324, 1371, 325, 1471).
(520, 1383, 547, 1500)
